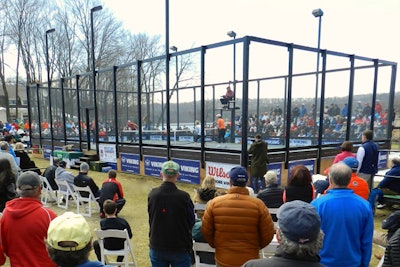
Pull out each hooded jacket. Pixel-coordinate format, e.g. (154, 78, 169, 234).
(0, 197, 57, 267)
(248, 140, 269, 177)
(55, 166, 75, 189)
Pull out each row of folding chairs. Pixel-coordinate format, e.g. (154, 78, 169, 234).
(193, 237, 279, 267)
(40, 175, 99, 217)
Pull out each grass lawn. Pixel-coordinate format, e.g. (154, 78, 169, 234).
(1, 155, 391, 266)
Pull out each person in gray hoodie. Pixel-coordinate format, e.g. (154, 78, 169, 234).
(55, 160, 75, 190)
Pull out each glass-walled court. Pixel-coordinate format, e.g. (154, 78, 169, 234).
(27, 35, 397, 169)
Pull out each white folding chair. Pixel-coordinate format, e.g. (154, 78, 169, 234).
(192, 241, 216, 267)
(95, 229, 137, 267)
(260, 234, 279, 258)
(40, 175, 57, 206)
(73, 185, 99, 217)
(55, 179, 76, 209)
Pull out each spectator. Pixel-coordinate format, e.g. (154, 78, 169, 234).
(0, 158, 17, 211)
(248, 134, 269, 193)
(99, 170, 125, 218)
(283, 165, 315, 203)
(193, 175, 216, 219)
(368, 157, 400, 211)
(148, 160, 195, 267)
(55, 160, 75, 190)
(243, 200, 325, 267)
(323, 157, 369, 201)
(357, 129, 379, 190)
(3, 134, 17, 163)
(373, 210, 400, 248)
(93, 200, 132, 263)
(257, 171, 283, 221)
(1, 171, 57, 267)
(46, 211, 109, 267)
(382, 228, 400, 266)
(74, 162, 100, 198)
(202, 166, 275, 267)
(0, 141, 20, 175)
(311, 163, 373, 267)
(14, 142, 41, 174)
(43, 158, 59, 190)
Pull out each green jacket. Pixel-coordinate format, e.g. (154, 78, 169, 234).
(248, 140, 268, 177)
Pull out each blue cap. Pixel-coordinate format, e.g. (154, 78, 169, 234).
(342, 157, 358, 171)
(229, 166, 248, 186)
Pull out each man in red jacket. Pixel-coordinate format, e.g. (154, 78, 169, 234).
(0, 171, 57, 267)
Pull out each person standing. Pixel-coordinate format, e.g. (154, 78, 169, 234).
(1, 171, 57, 267)
(243, 200, 325, 267)
(311, 163, 373, 267)
(216, 114, 226, 145)
(248, 134, 269, 193)
(356, 129, 379, 190)
(74, 162, 100, 198)
(148, 160, 195, 267)
(202, 166, 275, 267)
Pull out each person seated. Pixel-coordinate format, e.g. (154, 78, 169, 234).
(243, 200, 325, 267)
(283, 165, 315, 203)
(55, 160, 75, 190)
(46, 212, 110, 267)
(373, 210, 400, 250)
(43, 158, 59, 190)
(324, 157, 369, 200)
(99, 170, 126, 218)
(74, 162, 100, 198)
(220, 86, 234, 107)
(257, 171, 283, 221)
(93, 200, 133, 263)
(368, 157, 400, 211)
(14, 142, 41, 174)
(193, 175, 216, 219)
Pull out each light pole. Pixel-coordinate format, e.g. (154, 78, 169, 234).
(90, 5, 102, 152)
(312, 8, 323, 128)
(170, 45, 179, 128)
(227, 30, 236, 143)
(46, 28, 55, 153)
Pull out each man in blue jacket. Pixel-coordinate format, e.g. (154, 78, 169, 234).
(311, 162, 373, 267)
(368, 157, 400, 211)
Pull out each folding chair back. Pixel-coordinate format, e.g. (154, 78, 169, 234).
(260, 234, 279, 258)
(73, 185, 99, 217)
(95, 229, 137, 267)
(40, 175, 57, 206)
(192, 241, 216, 267)
(55, 179, 76, 209)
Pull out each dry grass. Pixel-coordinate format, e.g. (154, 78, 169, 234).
(1, 156, 390, 266)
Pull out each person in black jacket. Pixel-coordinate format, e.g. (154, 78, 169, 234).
(14, 142, 41, 174)
(74, 162, 100, 198)
(93, 199, 132, 263)
(248, 134, 269, 193)
(0, 159, 17, 211)
(148, 160, 195, 267)
(383, 228, 400, 266)
(257, 171, 283, 221)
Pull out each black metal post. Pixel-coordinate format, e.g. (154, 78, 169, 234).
(312, 8, 323, 131)
(46, 28, 55, 152)
(90, 5, 102, 152)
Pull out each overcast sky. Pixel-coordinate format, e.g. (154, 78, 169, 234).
(101, 0, 400, 101)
